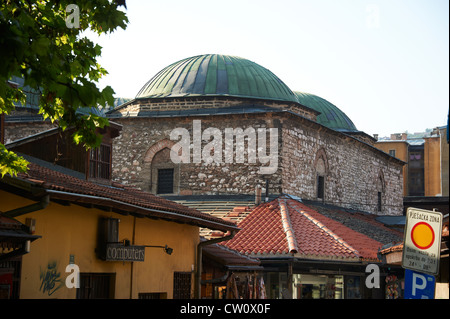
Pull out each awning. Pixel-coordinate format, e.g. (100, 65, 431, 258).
(0, 213, 41, 262)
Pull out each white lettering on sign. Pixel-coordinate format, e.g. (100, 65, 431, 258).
(105, 244, 145, 262)
(412, 272, 427, 296)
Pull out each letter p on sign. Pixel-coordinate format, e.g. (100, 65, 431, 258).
(404, 269, 435, 299)
(412, 272, 427, 296)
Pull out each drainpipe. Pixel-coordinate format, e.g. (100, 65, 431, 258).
(4, 194, 49, 218)
(195, 231, 237, 299)
(265, 179, 269, 202)
(255, 185, 262, 205)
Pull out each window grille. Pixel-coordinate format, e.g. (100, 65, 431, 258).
(317, 175, 325, 199)
(173, 272, 191, 299)
(77, 273, 115, 299)
(89, 144, 111, 179)
(139, 292, 167, 299)
(377, 192, 382, 212)
(157, 168, 174, 194)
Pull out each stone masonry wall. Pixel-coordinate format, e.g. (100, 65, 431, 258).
(110, 98, 404, 216)
(281, 114, 404, 215)
(114, 96, 317, 122)
(4, 121, 57, 144)
(111, 114, 283, 196)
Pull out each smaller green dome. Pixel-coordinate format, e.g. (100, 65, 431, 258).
(294, 92, 357, 132)
(136, 54, 299, 104)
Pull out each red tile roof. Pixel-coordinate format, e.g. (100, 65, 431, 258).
(3, 162, 238, 233)
(224, 197, 402, 262)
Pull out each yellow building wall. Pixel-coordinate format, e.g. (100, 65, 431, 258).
(440, 127, 449, 196)
(374, 141, 409, 196)
(424, 137, 441, 196)
(0, 190, 199, 299)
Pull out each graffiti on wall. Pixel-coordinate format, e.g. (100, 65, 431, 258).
(39, 261, 64, 296)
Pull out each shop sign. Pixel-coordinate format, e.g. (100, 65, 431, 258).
(105, 244, 145, 262)
(402, 207, 442, 275)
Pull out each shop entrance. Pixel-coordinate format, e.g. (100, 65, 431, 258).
(263, 272, 344, 299)
(293, 274, 343, 299)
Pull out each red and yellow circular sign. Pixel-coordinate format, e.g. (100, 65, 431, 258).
(411, 222, 435, 250)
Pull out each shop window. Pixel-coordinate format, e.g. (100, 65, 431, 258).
(76, 273, 115, 299)
(345, 276, 362, 299)
(89, 144, 111, 180)
(0, 258, 21, 299)
(173, 272, 191, 299)
(290, 274, 344, 299)
(157, 168, 174, 194)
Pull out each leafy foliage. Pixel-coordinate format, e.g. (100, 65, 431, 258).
(0, 0, 128, 176)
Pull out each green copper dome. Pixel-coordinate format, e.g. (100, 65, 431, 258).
(136, 54, 299, 103)
(294, 92, 357, 132)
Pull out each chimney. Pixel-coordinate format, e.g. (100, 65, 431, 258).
(390, 133, 407, 141)
(255, 185, 262, 205)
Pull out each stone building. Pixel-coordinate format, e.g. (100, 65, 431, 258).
(107, 54, 404, 216)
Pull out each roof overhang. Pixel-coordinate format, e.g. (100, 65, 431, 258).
(0, 169, 239, 234)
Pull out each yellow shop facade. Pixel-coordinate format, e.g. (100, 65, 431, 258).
(0, 159, 238, 299)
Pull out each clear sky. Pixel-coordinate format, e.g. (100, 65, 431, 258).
(88, 0, 449, 137)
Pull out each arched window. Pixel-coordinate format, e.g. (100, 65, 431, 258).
(314, 148, 329, 201)
(377, 170, 385, 212)
(143, 139, 180, 195)
(151, 148, 179, 194)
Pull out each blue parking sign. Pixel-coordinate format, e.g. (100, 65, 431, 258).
(404, 269, 435, 299)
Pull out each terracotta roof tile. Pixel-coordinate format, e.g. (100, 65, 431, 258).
(225, 201, 289, 255)
(6, 162, 238, 233)
(224, 196, 403, 262)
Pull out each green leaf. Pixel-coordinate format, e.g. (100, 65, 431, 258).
(0, 0, 128, 176)
(0, 144, 29, 177)
(31, 37, 51, 55)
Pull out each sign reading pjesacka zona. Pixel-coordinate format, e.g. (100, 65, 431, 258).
(402, 208, 442, 276)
